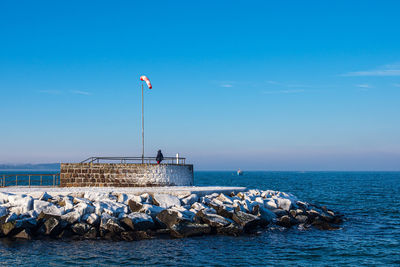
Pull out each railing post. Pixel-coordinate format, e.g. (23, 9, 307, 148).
(53, 175, 55, 186)
(28, 175, 31, 187)
(16, 175, 18, 186)
(40, 175, 42, 186)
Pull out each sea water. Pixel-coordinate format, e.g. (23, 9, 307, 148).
(0, 171, 399, 266)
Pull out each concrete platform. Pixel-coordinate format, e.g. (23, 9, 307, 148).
(0, 186, 247, 197)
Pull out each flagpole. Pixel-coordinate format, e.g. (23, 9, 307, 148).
(141, 82, 144, 164)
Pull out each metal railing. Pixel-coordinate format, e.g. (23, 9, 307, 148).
(80, 156, 186, 165)
(0, 173, 60, 187)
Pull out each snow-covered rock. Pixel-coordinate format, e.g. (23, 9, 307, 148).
(152, 193, 181, 209)
(0, 206, 8, 217)
(74, 202, 95, 216)
(276, 198, 292, 211)
(61, 211, 81, 224)
(181, 194, 198, 206)
(83, 213, 100, 225)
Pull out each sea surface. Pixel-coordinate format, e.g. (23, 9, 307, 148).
(1, 171, 400, 266)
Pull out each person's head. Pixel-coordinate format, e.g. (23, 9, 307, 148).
(158, 150, 161, 153)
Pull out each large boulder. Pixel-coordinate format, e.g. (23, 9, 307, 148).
(258, 206, 276, 224)
(140, 204, 165, 218)
(197, 210, 231, 228)
(74, 202, 95, 216)
(181, 194, 198, 206)
(120, 231, 152, 241)
(71, 222, 91, 236)
(276, 198, 292, 211)
(0, 206, 8, 218)
(231, 211, 261, 231)
(61, 211, 81, 225)
(14, 229, 32, 240)
(82, 213, 100, 226)
(170, 222, 211, 238)
(128, 199, 143, 212)
(152, 194, 181, 209)
(216, 223, 243, 236)
(156, 209, 182, 228)
(39, 217, 62, 236)
(126, 212, 154, 231)
(100, 214, 124, 235)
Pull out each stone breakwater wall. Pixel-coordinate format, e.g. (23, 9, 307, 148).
(60, 163, 194, 187)
(0, 189, 343, 241)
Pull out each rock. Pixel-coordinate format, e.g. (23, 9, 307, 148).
(217, 223, 243, 236)
(82, 213, 100, 226)
(83, 192, 116, 202)
(191, 202, 208, 211)
(5, 212, 18, 223)
(34, 200, 65, 216)
(312, 219, 341, 230)
(74, 202, 95, 216)
(39, 192, 53, 201)
(258, 206, 276, 224)
(140, 204, 165, 218)
(1, 221, 16, 236)
(117, 193, 128, 203)
(276, 215, 293, 228)
(272, 209, 287, 217)
(289, 210, 297, 217)
(181, 194, 198, 206)
(264, 199, 278, 210)
(232, 211, 261, 231)
(295, 215, 309, 224)
(61, 211, 81, 224)
(170, 222, 211, 238)
(155, 209, 182, 228)
(14, 229, 32, 240)
(197, 210, 231, 228)
(15, 217, 37, 229)
(216, 194, 233, 204)
(120, 217, 135, 231)
(128, 199, 143, 212)
(93, 201, 127, 217)
(0, 206, 8, 218)
(276, 198, 292, 211)
(152, 194, 181, 209)
(100, 214, 124, 235)
(71, 222, 91, 236)
(40, 217, 61, 235)
(120, 231, 152, 241)
(59, 197, 74, 211)
(84, 227, 98, 239)
(126, 212, 154, 231)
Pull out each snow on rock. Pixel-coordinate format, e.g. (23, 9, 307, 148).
(33, 200, 65, 215)
(140, 204, 164, 217)
(264, 199, 278, 210)
(0, 206, 8, 217)
(93, 200, 128, 217)
(39, 192, 53, 201)
(152, 193, 181, 209)
(61, 211, 81, 224)
(181, 194, 198, 206)
(126, 212, 154, 230)
(0, 192, 11, 204)
(276, 198, 292, 211)
(74, 202, 95, 216)
(84, 192, 116, 202)
(83, 213, 100, 225)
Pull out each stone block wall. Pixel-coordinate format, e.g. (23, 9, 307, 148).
(60, 163, 194, 187)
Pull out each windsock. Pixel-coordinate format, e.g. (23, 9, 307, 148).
(140, 75, 152, 89)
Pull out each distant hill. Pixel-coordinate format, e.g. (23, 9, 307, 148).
(0, 163, 60, 170)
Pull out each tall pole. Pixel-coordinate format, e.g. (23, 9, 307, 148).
(141, 83, 144, 164)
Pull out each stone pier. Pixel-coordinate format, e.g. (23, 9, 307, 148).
(60, 163, 194, 187)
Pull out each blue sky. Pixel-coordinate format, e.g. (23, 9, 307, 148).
(0, 1, 399, 170)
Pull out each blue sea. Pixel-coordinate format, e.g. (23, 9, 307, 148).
(1, 171, 400, 266)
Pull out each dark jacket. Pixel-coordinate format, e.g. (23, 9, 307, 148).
(156, 150, 164, 162)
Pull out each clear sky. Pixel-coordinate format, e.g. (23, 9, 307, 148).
(1, 1, 399, 170)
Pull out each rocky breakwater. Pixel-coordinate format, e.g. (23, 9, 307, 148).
(0, 189, 343, 241)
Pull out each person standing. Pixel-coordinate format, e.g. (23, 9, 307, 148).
(156, 150, 164, 164)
